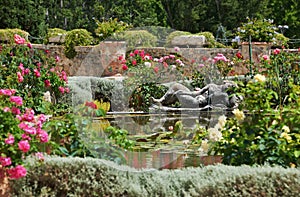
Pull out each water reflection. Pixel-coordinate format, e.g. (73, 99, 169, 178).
(98, 110, 229, 169)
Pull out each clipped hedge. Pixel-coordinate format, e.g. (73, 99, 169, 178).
(114, 30, 158, 50)
(10, 156, 300, 196)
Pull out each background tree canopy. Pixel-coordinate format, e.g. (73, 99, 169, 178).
(0, 0, 299, 43)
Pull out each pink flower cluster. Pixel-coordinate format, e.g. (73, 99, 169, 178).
(213, 53, 228, 63)
(14, 34, 26, 45)
(119, 47, 184, 73)
(1, 89, 48, 179)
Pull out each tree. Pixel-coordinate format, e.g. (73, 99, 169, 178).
(0, 0, 47, 42)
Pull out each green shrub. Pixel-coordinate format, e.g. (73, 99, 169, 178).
(94, 18, 131, 43)
(11, 156, 300, 196)
(64, 29, 93, 59)
(0, 28, 29, 43)
(115, 30, 158, 49)
(165, 30, 191, 47)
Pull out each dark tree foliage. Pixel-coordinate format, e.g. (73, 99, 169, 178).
(0, 0, 299, 42)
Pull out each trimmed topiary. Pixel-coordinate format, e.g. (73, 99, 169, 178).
(64, 29, 94, 59)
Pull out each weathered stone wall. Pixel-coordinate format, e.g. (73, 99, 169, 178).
(33, 42, 295, 77)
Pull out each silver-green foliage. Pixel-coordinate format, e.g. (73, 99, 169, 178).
(11, 156, 300, 196)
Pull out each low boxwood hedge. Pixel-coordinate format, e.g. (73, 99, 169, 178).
(10, 156, 300, 196)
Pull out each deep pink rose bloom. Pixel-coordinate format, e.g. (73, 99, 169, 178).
(34, 69, 41, 77)
(14, 34, 26, 45)
(18, 140, 30, 153)
(262, 55, 270, 60)
(55, 56, 60, 62)
(22, 108, 35, 122)
(0, 157, 12, 167)
(11, 106, 21, 115)
(0, 89, 15, 96)
(44, 79, 51, 87)
(5, 134, 15, 145)
(58, 86, 65, 94)
(132, 60, 137, 65)
(38, 130, 49, 143)
(273, 48, 281, 55)
(7, 165, 27, 179)
(21, 134, 32, 140)
(134, 49, 139, 55)
(10, 96, 23, 106)
(17, 72, 24, 83)
(18, 63, 24, 70)
(19, 122, 36, 135)
(153, 66, 159, 73)
(65, 87, 70, 93)
(27, 43, 32, 49)
(122, 65, 128, 71)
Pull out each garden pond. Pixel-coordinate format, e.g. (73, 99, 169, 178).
(91, 109, 228, 169)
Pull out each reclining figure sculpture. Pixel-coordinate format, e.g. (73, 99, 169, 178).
(151, 81, 242, 110)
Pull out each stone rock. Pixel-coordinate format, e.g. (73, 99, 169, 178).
(171, 35, 206, 47)
(49, 34, 66, 43)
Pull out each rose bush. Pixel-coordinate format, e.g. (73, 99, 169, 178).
(0, 89, 49, 179)
(0, 34, 69, 115)
(0, 34, 69, 180)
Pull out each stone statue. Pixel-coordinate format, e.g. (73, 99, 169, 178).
(151, 81, 242, 109)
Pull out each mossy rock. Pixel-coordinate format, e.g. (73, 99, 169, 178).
(44, 28, 67, 44)
(165, 30, 192, 47)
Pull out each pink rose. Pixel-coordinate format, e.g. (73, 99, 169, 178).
(262, 55, 270, 60)
(3, 107, 10, 112)
(0, 89, 14, 96)
(21, 108, 35, 122)
(14, 34, 26, 45)
(65, 87, 70, 93)
(18, 140, 30, 153)
(10, 96, 23, 106)
(273, 48, 281, 55)
(27, 43, 32, 49)
(34, 69, 41, 77)
(58, 86, 65, 94)
(38, 130, 49, 143)
(153, 66, 159, 73)
(17, 72, 24, 83)
(122, 64, 128, 71)
(35, 152, 45, 161)
(18, 63, 24, 70)
(11, 106, 21, 115)
(23, 68, 30, 75)
(0, 157, 12, 167)
(21, 134, 32, 141)
(44, 79, 51, 87)
(174, 47, 180, 52)
(7, 165, 27, 179)
(55, 56, 60, 62)
(19, 122, 36, 135)
(132, 60, 137, 65)
(5, 134, 15, 145)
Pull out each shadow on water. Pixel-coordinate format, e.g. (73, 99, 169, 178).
(97, 110, 229, 169)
